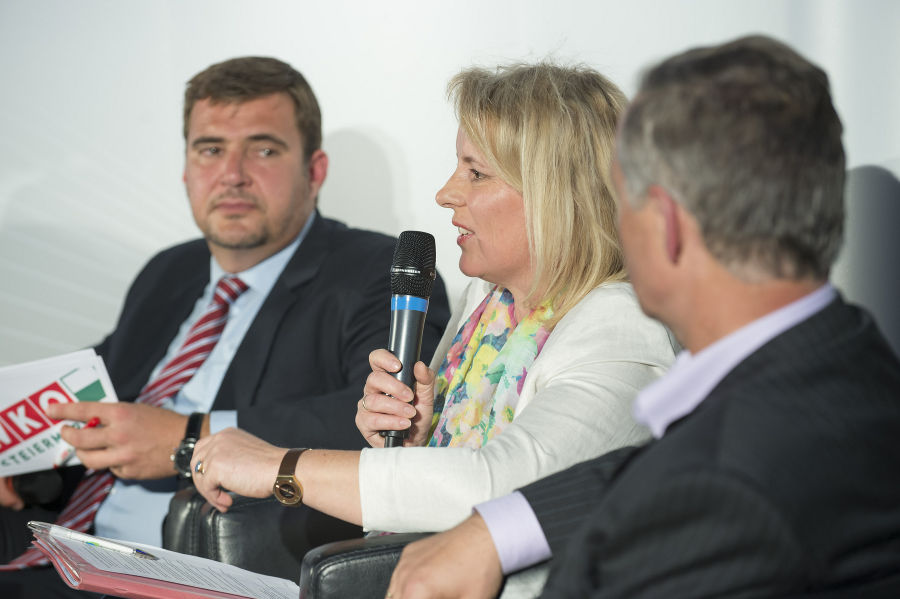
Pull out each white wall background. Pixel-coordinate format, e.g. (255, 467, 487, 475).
(1, 0, 898, 365)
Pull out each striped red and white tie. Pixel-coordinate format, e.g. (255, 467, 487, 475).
(2, 276, 248, 569)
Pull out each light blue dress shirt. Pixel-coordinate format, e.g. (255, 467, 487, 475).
(94, 213, 314, 545)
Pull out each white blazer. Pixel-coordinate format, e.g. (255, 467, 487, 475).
(358, 279, 676, 532)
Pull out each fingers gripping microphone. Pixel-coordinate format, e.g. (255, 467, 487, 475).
(380, 231, 437, 448)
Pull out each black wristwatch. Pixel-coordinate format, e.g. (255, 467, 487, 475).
(171, 412, 205, 479)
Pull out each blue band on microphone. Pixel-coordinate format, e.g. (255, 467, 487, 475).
(391, 295, 428, 312)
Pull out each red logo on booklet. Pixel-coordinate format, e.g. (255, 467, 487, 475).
(1, 399, 51, 443)
(0, 383, 77, 451)
(30, 382, 77, 424)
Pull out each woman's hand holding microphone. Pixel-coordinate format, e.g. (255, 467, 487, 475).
(357, 349, 437, 448)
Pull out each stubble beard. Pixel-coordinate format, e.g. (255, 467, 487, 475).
(204, 217, 270, 250)
(202, 190, 270, 250)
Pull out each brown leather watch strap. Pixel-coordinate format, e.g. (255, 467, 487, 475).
(273, 448, 308, 506)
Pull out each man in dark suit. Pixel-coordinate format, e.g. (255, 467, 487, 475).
(0, 56, 448, 597)
(386, 35, 900, 598)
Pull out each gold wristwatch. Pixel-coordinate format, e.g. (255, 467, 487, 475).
(273, 448, 307, 506)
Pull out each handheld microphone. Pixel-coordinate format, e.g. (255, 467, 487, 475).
(380, 231, 437, 448)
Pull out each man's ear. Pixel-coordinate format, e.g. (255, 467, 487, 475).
(307, 149, 329, 198)
(647, 185, 682, 264)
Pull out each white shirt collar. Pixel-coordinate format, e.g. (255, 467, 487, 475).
(209, 211, 315, 297)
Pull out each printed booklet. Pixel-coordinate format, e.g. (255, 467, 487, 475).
(0, 349, 117, 476)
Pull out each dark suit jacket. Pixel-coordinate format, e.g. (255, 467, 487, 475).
(94, 213, 449, 450)
(523, 297, 900, 598)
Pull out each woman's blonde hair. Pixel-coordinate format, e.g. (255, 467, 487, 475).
(449, 62, 628, 328)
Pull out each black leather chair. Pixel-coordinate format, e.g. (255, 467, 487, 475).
(299, 533, 429, 598)
(164, 487, 547, 597)
(163, 487, 362, 581)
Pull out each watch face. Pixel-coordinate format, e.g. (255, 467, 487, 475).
(273, 480, 302, 505)
(174, 441, 196, 478)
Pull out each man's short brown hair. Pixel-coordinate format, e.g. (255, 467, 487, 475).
(183, 56, 321, 161)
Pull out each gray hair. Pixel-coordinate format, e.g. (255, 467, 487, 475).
(617, 35, 845, 281)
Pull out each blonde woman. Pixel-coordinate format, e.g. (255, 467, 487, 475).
(191, 62, 677, 535)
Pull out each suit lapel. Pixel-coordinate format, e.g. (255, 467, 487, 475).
(212, 214, 335, 410)
(118, 247, 210, 402)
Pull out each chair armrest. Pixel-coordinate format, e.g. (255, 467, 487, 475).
(163, 487, 362, 580)
(299, 532, 551, 599)
(162, 486, 208, 556)
(299, 533, 431, 599)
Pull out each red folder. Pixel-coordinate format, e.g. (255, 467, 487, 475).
(29, 525, 298, 599)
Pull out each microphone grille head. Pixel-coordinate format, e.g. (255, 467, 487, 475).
(391, 231, 437, 298)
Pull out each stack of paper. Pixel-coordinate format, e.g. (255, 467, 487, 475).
(0, 349, 117, 476)
(29, 522, 299, 599)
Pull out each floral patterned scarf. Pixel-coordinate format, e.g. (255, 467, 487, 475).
(428, 285, 552, 448)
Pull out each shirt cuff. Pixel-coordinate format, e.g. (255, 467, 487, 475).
(208, 410, 237, 434)
(475, 491, 552, 574)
